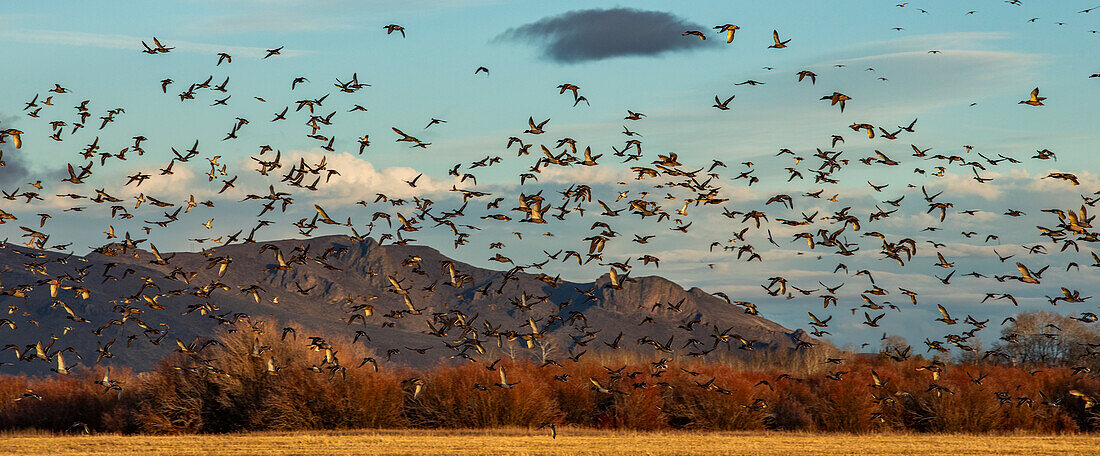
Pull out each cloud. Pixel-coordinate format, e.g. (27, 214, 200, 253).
(0, 29, 308, 59)
(609, 37, 1042, 159)
(188, 0, 493, 33)
(818, 49, 1041, 113)
(855, 32, 1013, 54)
(0, 151, 31, 187)
(496, 8, 712, 64)
(537, 165, 632, 186)
(278, 151, 457, 205)
(0, 114, 68, 188)
(1030, 169, 1100, 193)
(0, 114, 29, 186)
(111, 164, 213, 202)
(196, 13, 355, 34)
(937, 171, 1005, 200)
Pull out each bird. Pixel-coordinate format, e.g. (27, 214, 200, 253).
(1, 4, 1098, 439)
(263, 46, 284, 59)
(524, 117, 549, 134)
(682, 30, 706, 40)
(141, 37, 173, 54)
(1019, 88, 1045, 106)
(769, 30, 791, 48)
(403, 378, 425, 399)
(589, 378, 615, 394)
(936, 304, 957, 325)
(537, 422, 557, 438)
(863, 312, 884, 327)
(1014, 262, 1042, 284)
(820, 92, 851, 112)
(713, 94, 735, 110)
(384, 24, 406, 37)
(0, 129, 22, 149)
(496, 367, 519, 388)
(51, 351, 72, 375)
(714, 24, 740, 43)
(796, 70, 817, 84)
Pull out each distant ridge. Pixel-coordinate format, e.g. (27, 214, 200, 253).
(0, 235, 810, 373)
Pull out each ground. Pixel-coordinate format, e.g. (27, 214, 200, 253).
(3, 429, 1096, 455)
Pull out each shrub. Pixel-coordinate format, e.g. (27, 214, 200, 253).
(3, 324, 1100, 434)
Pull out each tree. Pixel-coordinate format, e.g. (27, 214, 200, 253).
(536, 339, 555, 364)
(994, 311, 1100, 370)
(881, 335, 908, 353)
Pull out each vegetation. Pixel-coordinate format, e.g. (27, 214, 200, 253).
(2, 313, 1100, 435)
(4, 429, 1100, 456)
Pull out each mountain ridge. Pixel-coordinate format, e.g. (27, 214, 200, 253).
(0, 235, 811, 373)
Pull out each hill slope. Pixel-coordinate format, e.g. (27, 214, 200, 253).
(0, 236, 810, 373)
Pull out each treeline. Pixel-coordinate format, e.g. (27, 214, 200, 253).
(1, 326, 1099, 434)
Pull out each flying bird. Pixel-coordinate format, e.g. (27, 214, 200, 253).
(1019, 87, 1045, 106)
(769, 30, 791, 48)
(714, 24, 740, 43)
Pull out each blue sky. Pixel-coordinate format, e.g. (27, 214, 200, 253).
(2, 0, 1100, 352)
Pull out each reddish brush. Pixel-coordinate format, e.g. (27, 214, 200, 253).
(2, 327, 1099, 434)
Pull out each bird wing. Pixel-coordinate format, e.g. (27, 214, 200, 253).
(1016, 262, 1033, 278)
(808, 312, 823, 325)
(598, 200, 614, 213)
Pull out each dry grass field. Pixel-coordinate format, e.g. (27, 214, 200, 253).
(2, 429, 1096, 456)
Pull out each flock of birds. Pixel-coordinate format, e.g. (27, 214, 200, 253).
(1, 2, 1100, 435)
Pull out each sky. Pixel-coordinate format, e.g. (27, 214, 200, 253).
(1, 0, 1100, 352)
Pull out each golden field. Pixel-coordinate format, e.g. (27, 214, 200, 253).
(2, 429, 1096, 456)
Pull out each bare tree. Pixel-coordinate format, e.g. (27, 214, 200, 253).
(994, 311, 1100, 370)
(536, 339, 555, 364)
(881, 335, 908, 353)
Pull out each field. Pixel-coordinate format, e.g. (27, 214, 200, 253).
(3, 429, 1096, 456)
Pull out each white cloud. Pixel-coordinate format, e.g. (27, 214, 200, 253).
(192, 13, 356, 34)
(537, 165, 632, 186)
(855, 32, 1013, 53)
(282, 150, 458, 205)
(1030, 169, 1100, 193)
(937, 171, 1004, 200)
(184, 0, 502, 33)
(0, 29, 309, 58)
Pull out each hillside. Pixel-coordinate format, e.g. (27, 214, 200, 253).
(0, 236, 810, 373)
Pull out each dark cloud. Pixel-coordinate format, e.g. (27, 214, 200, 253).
(497, 8, 712, 64)
(0, 114, 65, 186)
(0, 114, 30, 186)
(0, 153, 30, 186)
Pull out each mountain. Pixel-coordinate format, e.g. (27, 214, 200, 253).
(0, 235, 810, 374)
